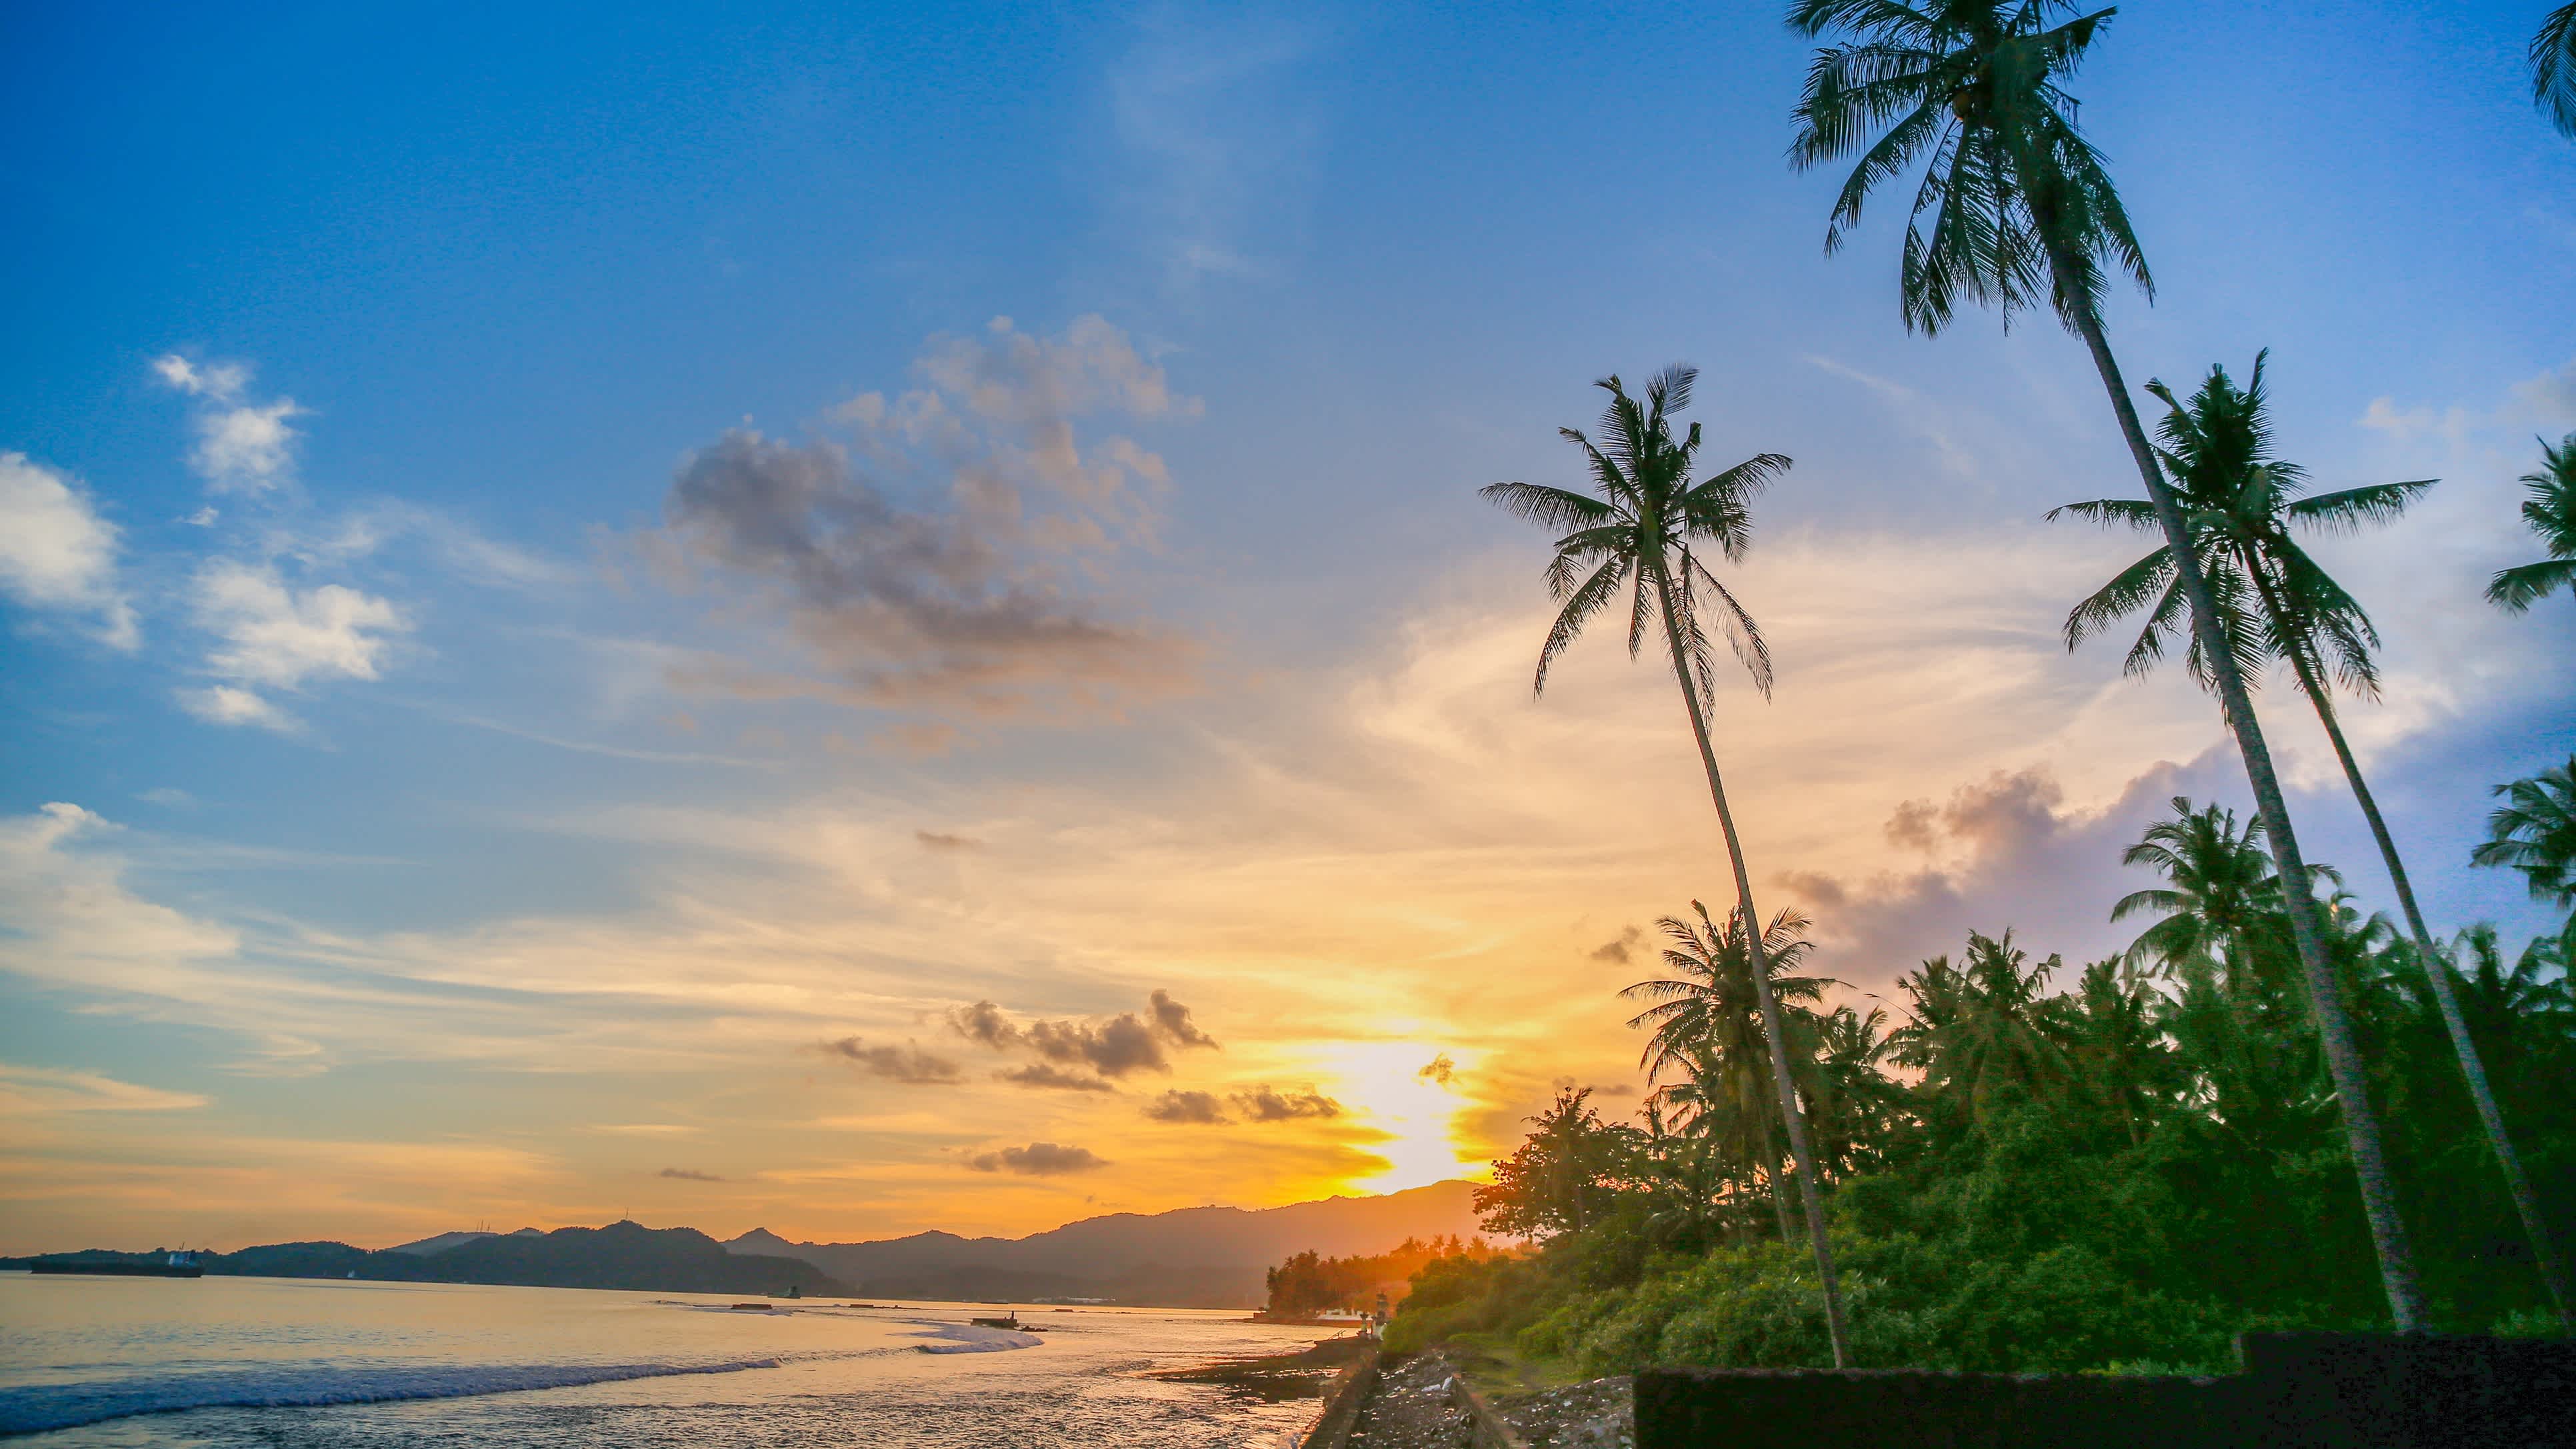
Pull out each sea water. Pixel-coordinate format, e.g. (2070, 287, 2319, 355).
(0, 1274, 1332, 1445)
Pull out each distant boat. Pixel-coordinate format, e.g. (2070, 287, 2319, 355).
(32, 1251, 205, 1279)
(969, 1310, 1044, 1330)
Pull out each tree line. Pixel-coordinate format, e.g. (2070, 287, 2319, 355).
(1451, 1, 2576, 1367)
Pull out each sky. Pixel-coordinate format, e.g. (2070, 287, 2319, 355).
(2, 0, 2570, 1256)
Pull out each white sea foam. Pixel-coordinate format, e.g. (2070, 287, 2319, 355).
(0, 1357, 783, 1436)
(910, 1323, 1046, 1354)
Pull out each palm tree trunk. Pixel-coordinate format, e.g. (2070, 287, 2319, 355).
(2051, 268, 2428, 1332)
(2297, 667, 2571, 1328)
(1651, 562, 1854, 1368)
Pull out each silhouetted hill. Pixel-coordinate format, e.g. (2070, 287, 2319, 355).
(725, 1179, 1487, 1307)
(11, 1222, 840, 1297)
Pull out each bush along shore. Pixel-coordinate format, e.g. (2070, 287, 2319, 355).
(1375, 792, 2569, 1376)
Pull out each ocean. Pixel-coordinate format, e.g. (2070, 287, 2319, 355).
(0, 1273, 1335, 1445)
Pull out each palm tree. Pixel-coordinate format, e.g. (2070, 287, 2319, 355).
(2486, 433, 2576, 610)
(2473, 756, 2576, 955)
(2056, 357, 2569, 1327)
(2537, 4, 2576, 137)
(1483, 369, 1851, 1365)
(1890, 929, 2069, 1118)
(1625, 903, 1831, 1240)
(1787, 0, 2427, 1328)
(2113, 798, 2287, 990)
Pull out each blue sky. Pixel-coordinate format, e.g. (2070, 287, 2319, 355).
(2, 1, 2570, 1252)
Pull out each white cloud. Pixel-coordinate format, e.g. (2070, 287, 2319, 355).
(152, 353, 304, 491)
(177, 685, 297, 732)
(0, 451, 138, 649)
(182, 559, 406, 728)
(0, 805, 241, 999)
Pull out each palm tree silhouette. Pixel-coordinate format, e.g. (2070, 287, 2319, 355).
(2486, 433, 2576, 611)
(1483, 368, 1851, 1365)
(1785, 0, 2425, 1328)
(1623, 903, 1827, 1242)
(2536, 5, 2576, 137)
(2055, 355, 2568, 1327)
(2473, 756, 2576, 956)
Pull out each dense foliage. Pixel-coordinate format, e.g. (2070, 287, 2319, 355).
(1261, 1234, 1499, 1319)
(1391, 796, 2575, 1372)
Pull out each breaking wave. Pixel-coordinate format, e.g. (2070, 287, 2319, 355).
(0, 1356, 786, 1436)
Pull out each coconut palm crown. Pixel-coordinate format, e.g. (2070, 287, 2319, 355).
(2537, 3, 2576, 137)
(2485, 432, 2576, 611)
(1483, 367, 1786, 707)
(1786, 0, 2146, 334)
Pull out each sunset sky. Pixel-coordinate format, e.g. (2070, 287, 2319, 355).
(3, 1, 2569, 1256)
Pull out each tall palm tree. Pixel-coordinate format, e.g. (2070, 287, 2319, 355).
(1786, 0, 2427, 1328)
(1483, 369, 1851, 1365)
(2537, 4, 2576, 137)
(2113, 798, 2287, 990)
(2486, 433, 2576, 610)
(2473, 756, 2576, 955)
(2055, 357, 2569, 1326)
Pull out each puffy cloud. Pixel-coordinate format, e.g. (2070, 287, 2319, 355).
(0, 452, 137, 649)
(965, 1142, 1109, 1176)
(946, 991, 1218, 1080)
(183, 559, 405, 728)
(152, 353, 303, 491)
(1147, 988, 1215, 1048)
(1231, 1086, 1341, 1122)
(1417, 1054, 1456, 1088)
(945, 1000, 1021, 1050)
(1587, 927, 1642, 966)
(657, 1166, 724, 1182)
(1141, 1090, 1228, 1124)
(655, 430, 1189, 724)
(818, 1038, 961, 1085)
(997, 1063, 1116, 1092)
(649, 317, 1199, 730)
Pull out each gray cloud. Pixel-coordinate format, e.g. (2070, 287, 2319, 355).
(965, 1142, 1109, 1176)
(819, 1037, 963, 1085)
(658, 1167, 724, 1182)
(1231, 1085, 1341, 1122)
(1147, 988, 1215, 1048)
(997, 1063, 1116, 1093)
(648, 319, 1199, 728)
(949, 991, 1219, 1080)
(1587, 926, 1643, 966)
(1773, 754, 2248, 998)
(915, 830, 984, 852)
(1142, 1089, 1229, 1124)
(946, 1000, 1021, 1050)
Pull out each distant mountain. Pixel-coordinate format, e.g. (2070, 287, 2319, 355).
(5, 1182, 1488, 1308)
(9, 1222, 840, 1298)
(723, 1179, 1486, 1308)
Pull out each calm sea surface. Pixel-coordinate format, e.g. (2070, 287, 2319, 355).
(0, 1274, 1335, 1446)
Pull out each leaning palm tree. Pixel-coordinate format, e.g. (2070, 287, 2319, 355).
(1787, 0, 2426, 1328)
(2486, 433, 2576, 610)
(2473, 756, 2576, 957)
(1483, 369, 1851, 1366)
(2537, 4, 2576, 137)
(2056, 356, 2570, 1327)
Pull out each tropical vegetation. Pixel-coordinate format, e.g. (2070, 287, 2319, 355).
(1386, 797, 2576, 1370)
